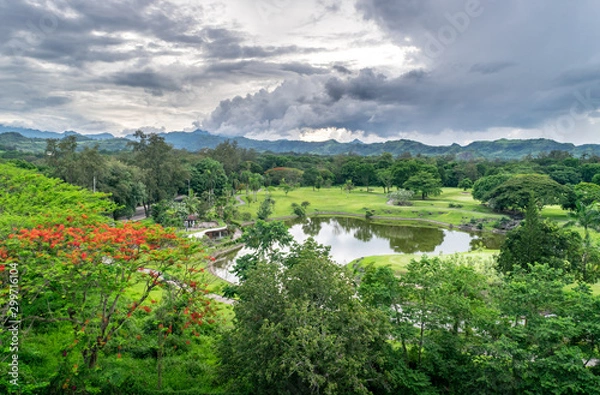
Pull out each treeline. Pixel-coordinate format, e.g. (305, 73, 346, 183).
(9, 132, 600, 224)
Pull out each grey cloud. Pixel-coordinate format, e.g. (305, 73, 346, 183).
(109, 70, 180, 96)
(470, 62, 515, 75)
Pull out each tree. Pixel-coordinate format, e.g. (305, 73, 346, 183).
(248, 173, 263, 202)
(343, 179, 355, 194)
(129, 131, 187, 216)
(190, 158, 228, 206)
(232, 220, 293, 281)
(99, 159, 146, 219)
(497, 196, 582, 274)
(376, 168, 394, 193)
(279, 179, 295, 196)
(302, 167, 320, 190)
(472, 173, 512, 202)
(356, 162, 375, 190)
(220, 239, 390, 395)
(573, 182, 600, 205)
(0, 162, 116, 235)
(403, 171, 442, 199)
(457, 177, 473, 191)
(485, 174, 567, 211)
(1, 223, 199, 370)
(565, 201, 600, 282)
(256, 196, 275, 220)
(291, 201, 310, 218)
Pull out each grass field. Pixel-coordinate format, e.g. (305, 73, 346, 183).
(237, 186, 576, 230)
(238, 187, 511, 229)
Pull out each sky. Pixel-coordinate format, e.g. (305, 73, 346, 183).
(2, 0, 600, 145)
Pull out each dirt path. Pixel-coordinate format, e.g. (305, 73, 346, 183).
(235, 194, 246, 206)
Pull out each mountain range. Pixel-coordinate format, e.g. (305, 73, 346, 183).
(2, 125, 600, 160)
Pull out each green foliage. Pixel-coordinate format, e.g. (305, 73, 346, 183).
(220, 239, 391, 395)
(279, 179, 296, 196)
(486, 173, 567, 211)
(291, 201, 310, 218)
(574, 182, 600, 205)
(403, 171, 442, 200)
(233, 220, 293, 281)
(129, 131, 187, 209)
(264, 167, 303, 185)
(151, 199, 187, 227)
(0, 162, 116, 235)
(343, 179, 355, 194)
(190, 158, 229, 205)
(498, 197, 582, 274)
(387, 189, 414, 205)
(457, 177, 473, 190)
(256, 196, 275, 220)
(472, 173, 512, 202)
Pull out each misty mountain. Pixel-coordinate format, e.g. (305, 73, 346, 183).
(2, 125, 600, 160)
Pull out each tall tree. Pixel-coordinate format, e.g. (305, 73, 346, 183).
(220, 239, 390, 395)
(129, 131, 187, 215)
(565, 201, 600, 282)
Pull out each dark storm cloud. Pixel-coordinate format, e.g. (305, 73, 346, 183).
(0, 0, 324, 94)
(206, 0, 600, 141)
(108, 70, 180, 96)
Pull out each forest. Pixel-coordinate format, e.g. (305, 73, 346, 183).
(1, 132, 600, 394)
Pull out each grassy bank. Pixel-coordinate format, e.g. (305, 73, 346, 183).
(349, 250, 500, 275)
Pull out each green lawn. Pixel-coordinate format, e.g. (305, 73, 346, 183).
(238, 187, 504, 229)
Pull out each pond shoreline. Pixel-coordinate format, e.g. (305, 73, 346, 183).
(241, 212, 508, 234)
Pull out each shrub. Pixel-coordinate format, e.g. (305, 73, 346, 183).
(388, 189, 414, 206)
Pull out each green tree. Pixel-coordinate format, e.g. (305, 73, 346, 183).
(573, 182, 600, 205)
(376, 168, 394, 193)
(129, 131, 187, 216)
(457, 177, 473, 191)
(565, 201, 600, 282)
(279, 179, 295, 196)
(220, 239, 390, 395)
(356, 162, 375, 190)
(302, 166, 320, 190)
(497, 196, 582, 274)
(486, 174, 567, 211)
(232, 220, 293, 281)
(99, 159, 146, 219)
(472, 173, 512, 202)
(256, 196, 275, 220)
(343, 179, 355, 194)
(190, 158, 228, 206)
(248, 173, 263, 202)
(291, 201, 310, 218)
(403, 171, 442, 199)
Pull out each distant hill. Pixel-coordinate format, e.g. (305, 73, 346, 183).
(0, 128, 130, 153)
(2, 125, 600, 159)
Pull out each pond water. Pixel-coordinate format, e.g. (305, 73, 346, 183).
(214, 217, 504, 283)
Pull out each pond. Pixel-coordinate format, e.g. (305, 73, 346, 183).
(214, 216, 504, 283)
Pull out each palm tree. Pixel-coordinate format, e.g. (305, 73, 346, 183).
(566, 201, 600, 281)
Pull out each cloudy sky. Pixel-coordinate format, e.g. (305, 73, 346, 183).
(2, 0, 600, 145)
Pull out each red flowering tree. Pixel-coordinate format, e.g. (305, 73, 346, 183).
(1, 221, 215, 374)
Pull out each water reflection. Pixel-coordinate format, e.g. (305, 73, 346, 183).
(213, 217, 504, 282)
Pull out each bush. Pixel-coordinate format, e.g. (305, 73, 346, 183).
(388, 189, 414, 206)
(448, 203, 463, 209)
(241, 212, 252, 221)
